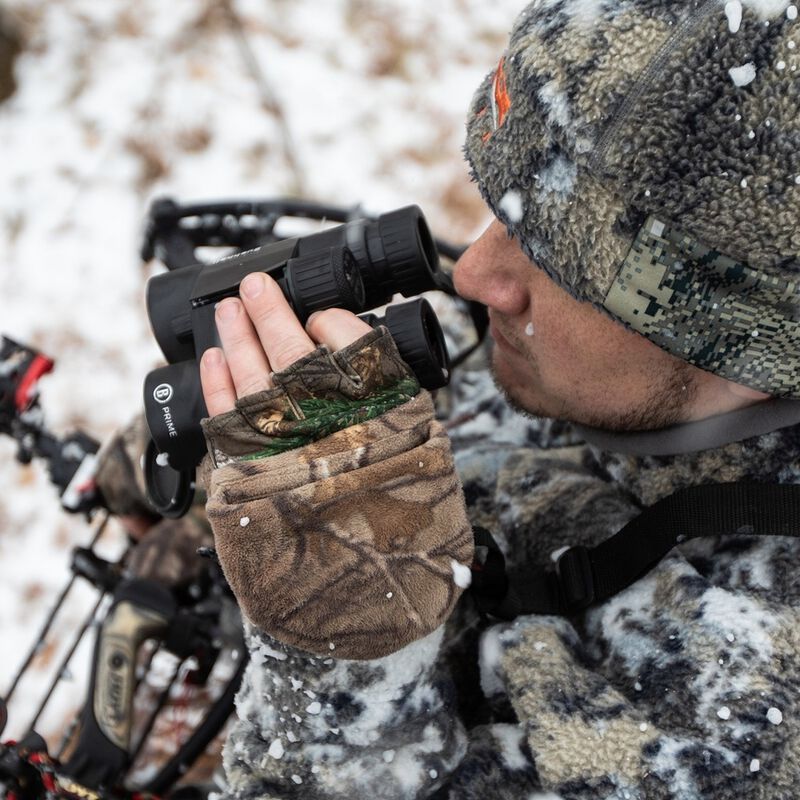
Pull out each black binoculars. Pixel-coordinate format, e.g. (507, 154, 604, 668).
(143, 205, 451, 517)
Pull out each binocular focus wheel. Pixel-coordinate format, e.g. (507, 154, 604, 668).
(286, 246, 365, 322)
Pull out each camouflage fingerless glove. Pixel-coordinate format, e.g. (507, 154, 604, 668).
(202, 327, 419, 466)
(201, 327, 474, 660)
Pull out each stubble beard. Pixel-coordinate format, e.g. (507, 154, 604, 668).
(489, 339, 700, 433)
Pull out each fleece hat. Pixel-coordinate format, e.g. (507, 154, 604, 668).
(465, 0, 800, 397)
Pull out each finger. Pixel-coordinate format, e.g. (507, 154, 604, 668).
(215, 297, 273, 398)
(200, 347, 238, 416)
(305, 308, 372, 350)
(240, 272, 316, 372)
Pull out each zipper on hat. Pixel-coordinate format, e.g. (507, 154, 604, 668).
(590, 0, 720, 175)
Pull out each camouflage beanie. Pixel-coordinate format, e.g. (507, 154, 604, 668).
(465, 0, 800, 397)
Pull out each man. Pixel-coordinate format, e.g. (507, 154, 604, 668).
(196, 0, 800, 797)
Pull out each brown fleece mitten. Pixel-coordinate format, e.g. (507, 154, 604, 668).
(202, 327, 474, 660)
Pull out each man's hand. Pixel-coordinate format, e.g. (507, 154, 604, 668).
(200, 271, 372, 416)
(197, 272, 472, 660)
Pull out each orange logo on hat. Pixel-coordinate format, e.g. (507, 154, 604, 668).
(482, 57, 512, 142)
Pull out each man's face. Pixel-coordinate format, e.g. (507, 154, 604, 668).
(452, 219, 702, 431)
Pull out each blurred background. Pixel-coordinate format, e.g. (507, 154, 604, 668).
(0, 0, 522, 761)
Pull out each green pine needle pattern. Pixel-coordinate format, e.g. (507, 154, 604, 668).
(241, 377, 420, 460)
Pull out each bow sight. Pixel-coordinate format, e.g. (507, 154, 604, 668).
(141, 197, 482, 518)
(0, 337, 245, 800)
(0, 336, 100, 515)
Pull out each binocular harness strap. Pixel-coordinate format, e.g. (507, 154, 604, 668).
(471, 482, 800, 620)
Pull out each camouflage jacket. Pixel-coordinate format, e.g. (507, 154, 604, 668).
(206, 338, 800, 800)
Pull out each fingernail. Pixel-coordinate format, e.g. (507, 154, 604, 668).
(241, 273, 265, 299)
(217, 299, 240, 321)
(202, 348, 222, 366)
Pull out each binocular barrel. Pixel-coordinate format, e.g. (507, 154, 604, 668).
(143, 206, 450, 517)
(147, 205, 439, 364)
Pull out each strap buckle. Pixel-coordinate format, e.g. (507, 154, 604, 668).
(556, 546, 595, 610)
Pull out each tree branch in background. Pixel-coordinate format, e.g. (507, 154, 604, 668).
(220, 0, 306, 196)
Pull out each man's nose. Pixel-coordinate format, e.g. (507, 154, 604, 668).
(452, 222, 529, 316)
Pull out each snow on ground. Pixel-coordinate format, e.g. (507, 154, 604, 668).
(0, 0, 522, 749)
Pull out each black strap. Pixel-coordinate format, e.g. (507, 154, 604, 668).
(471, 482, 800, 621)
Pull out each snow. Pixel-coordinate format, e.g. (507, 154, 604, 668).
(538, 80, 571, 128)
(525, 795, 566, 800)
(741, 0, 793, 17)
(291, 775, 303, 784)
(493, 724, 529, 770)
(537, 155, 577, 198)
(725, 0, 743, 32)
(524, 322, 535, 336)
(252, 641, 288, 663)
(155, 452, 170, 467)
(699, 587, 777, 660)
(268, 739, 284, 760)
(788, 4, 798, 17)
(479, 624, 521, 697)
(750, 758, 761, 772)
(498, 190, 524, 223)
(729, 63, 758, 86)
(717, 706, 731, 720)
(766, 706, 783, 724)
(450, 559, 472, 588)
(383, 750, 396, 763)
(239, 515, 250, 527)
(305, 701, 322, 715)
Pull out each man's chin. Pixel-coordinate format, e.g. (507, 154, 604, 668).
(488, 346, 698, 432)
(489, 355, 549, 421)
